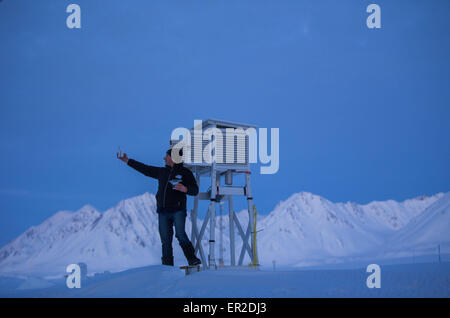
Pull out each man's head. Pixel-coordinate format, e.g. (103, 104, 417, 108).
(164, 148, 183, 167)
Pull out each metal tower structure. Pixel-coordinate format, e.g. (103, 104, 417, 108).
(170, 119, 259, 269)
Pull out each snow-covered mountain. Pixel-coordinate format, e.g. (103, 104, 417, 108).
(0, 191, 447, 277)
(387, 192, 450, 253)
(256, 192, 445, 265)
(0, 193, 162, 277)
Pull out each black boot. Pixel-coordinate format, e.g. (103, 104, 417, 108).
(180, 242, 201, 266)
(161, 256, 174, 266)
(188, 258, 201, 266)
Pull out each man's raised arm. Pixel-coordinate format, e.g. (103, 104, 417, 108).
(117, 152, 160, 179)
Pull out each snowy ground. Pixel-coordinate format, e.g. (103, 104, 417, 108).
(1, 259, 449, 298)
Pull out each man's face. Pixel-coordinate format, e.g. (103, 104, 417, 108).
(164, 153, 174, 167)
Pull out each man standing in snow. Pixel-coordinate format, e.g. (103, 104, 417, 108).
(117, 148, 201, 267)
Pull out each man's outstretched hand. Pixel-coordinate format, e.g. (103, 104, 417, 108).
(117, 152, 129, 163)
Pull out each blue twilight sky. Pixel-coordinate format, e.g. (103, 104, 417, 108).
(0, 0, 449, 247)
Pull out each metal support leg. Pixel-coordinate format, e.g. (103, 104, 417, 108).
(207, 165, 218, 269)
(191, 172, 200, 247)
(191, 173, 200, 246)
(190, 172, 207, 268)
(228, 196, 236, 266)
(194, 207, 210, 267)
(219, 201, 224, 266)
(245, 173, 256, 264)
(208, 200, 216, 268)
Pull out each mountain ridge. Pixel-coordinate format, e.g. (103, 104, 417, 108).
(0, 190, 448, 277)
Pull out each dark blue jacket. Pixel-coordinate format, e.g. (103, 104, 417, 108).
(127, 159, 199, 213)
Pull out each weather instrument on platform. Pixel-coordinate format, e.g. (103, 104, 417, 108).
(169, 119, 260, 270)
